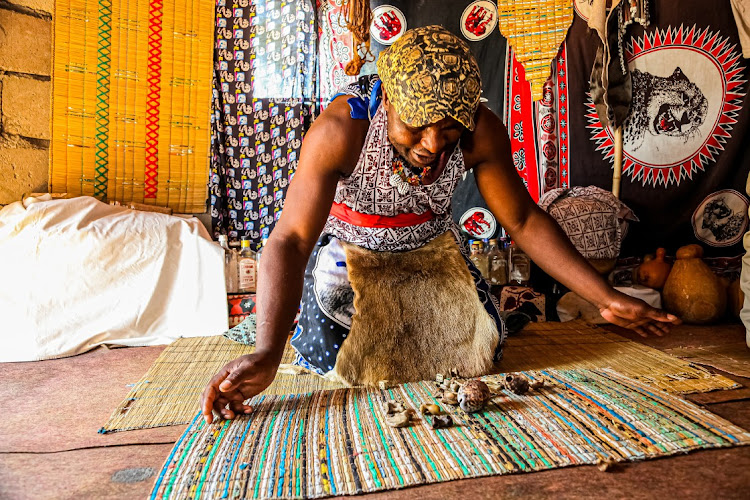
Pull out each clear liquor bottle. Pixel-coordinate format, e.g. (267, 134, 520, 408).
(487, 238, 508, 285)
(509, 241, 531, 285)
(238, 237, 257, 293)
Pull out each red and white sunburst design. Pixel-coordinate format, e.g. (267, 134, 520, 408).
(586, 25, 746, 188)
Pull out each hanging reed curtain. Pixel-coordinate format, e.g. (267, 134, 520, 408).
(51, 0, 215, 213)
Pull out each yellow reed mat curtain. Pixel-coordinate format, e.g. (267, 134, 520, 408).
(51, 0, 214, 212)
(497, 0, 573, 101)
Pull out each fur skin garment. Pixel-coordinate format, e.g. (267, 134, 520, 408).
(331, 231, 498, 386)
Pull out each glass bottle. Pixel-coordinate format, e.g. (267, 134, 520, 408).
(238, 237, 257, 293)
(470, 240, 490, 278)
(487, 238, 508, 285)
(509, 241, 531, 285)
(218, 235, 238, 294)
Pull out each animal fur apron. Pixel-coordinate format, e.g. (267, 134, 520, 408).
(334, 232, 499, 385)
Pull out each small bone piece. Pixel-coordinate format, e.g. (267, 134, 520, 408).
(386, 401, 406, 415)
(596, 458, 618, 472)
(428, 414, 454, 429)
(441, 391, 459, 405)
(419, 403, 443, 415)
(450, 381, 461, 393)
(386, 409, 415, 428)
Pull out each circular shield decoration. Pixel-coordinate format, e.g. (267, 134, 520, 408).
(460, 207, 497, 239)
(544, 168, 558, 189)
(586, 26, 746, 187)
(542, 141, 557, 161)
(460, 1, 498, 42)
(574, 0, 592, 21)
(692, 189, 749, 247)
(540, 113, 556, 134)
(370, 5, 406, 45)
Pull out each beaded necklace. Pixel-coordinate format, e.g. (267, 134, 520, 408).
(389, 154, 432, 195)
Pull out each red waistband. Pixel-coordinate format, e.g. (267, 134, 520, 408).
(329, 202, 435, 228)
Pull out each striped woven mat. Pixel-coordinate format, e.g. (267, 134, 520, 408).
(150, 368, 750, 499)
(101, 321, 739, 433)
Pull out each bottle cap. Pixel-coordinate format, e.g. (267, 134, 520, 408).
(240, 238, 250, 248)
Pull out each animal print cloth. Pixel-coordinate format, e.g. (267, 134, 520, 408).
(323, 103, 467, 252)
(376, 25, 481, 131)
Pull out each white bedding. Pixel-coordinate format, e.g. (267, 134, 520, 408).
(0, 196, 228, 362)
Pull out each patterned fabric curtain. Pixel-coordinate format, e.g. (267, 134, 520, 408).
(209, 0, 317, 245)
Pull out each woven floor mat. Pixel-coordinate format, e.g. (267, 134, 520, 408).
(663, 342, 750, 379)
(150, 368, 750, 499)
(103, 321, 740, 433)
(501, 321, 740, 394)
(100, 336, 347, 433)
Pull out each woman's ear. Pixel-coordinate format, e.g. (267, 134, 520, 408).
(381, 86, 389, 105)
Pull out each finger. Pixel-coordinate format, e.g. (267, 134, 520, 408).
(229, 400, 253, 415)
(647, 308, 681, 324)
(644, 323, 663, 337)
(632, 325, 648, 338)
(201, 385, 219, 424)
(219, 364, 253, 392)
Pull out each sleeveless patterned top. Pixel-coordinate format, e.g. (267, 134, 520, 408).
(323, 84, 467, 252)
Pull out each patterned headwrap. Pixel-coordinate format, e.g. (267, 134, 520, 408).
(376, 25, 482, 131)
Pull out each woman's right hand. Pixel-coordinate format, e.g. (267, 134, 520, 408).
(200, 351, 280, 424)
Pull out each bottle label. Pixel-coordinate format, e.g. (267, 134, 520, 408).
(239, 258, 256, 290)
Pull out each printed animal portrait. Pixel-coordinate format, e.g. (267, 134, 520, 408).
(624, 67, 708, 151)
(701, 197, 745, 242)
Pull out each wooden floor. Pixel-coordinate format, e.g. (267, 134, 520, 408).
(1, 323, 749, 499)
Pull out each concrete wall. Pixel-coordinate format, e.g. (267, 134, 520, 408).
(0, 0, 53, 205)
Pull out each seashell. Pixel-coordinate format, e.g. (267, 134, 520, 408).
(450, 381, 462, 393)
(441, 391, 459, 405)
(386, 409, 415, 428)
(428, 414, 454, 429)
(450, 367, 461, 378)
(419, 403, 443, 415)
(504, 373, 531, 395)
(457, 379, 491, 413)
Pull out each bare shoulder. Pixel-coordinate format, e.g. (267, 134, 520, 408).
(301, 96, 370, 177)
(460, 105, 512, 170)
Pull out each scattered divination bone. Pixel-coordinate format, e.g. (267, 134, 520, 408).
(596, 457, 618, 472)
(504, 373, 531, 395)
(419, 403, 443, 416)
(503, 373, 548, 395)
(428, 414, 453, 429)
(441, 391, 459, 406)
(385, 400, 415, 428)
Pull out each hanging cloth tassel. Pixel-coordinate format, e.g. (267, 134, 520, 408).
(590, 0, 650, 129)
